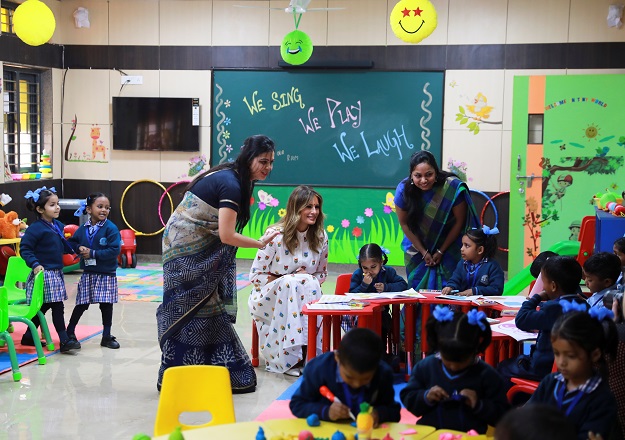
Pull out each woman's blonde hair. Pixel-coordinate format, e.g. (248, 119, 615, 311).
(272, 185, 325, 254)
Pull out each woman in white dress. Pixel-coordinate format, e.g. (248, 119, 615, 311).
(248, 185, 329, 376)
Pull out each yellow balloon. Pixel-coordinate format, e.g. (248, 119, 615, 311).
(390, 0, 437, 44)
(13, 0, 56, 47)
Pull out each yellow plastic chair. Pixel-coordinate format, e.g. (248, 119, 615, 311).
(4, 256, 31, 305)
(8, 269, 54, 355)
(153, 365, 236, 436)
(0, 286, 22, 381)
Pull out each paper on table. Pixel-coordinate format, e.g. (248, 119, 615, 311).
(306, 301, 365, 310)
(491, 296, 527, 308)
(435, 294, 481, 302)
(378, 288, 426, 299)
(347, 289, 426, 300)
(490, 321, 537, 341)
(316, 294, 353, 303)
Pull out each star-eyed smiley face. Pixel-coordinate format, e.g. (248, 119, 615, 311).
(390, 0, 437, 43)
(281, 29, 313, 66)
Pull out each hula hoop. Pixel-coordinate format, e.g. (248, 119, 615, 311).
(480, 191, 510, 252)
(470, 189, 499, 229)
(158, 180, 190, 227)
(120, 179, 173, 236)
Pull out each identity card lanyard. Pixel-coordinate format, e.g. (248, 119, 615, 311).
(341, 382, 365, 417)
(556, 381, 585, 417)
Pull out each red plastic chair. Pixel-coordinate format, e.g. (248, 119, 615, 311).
(506, 361, 557, 403)
(576, 216, 595, 266)
(334, 273, 351, 296)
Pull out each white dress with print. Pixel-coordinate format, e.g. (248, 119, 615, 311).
(248, 227, 328, 373)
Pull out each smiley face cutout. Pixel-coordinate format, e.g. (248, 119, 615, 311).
(281, 29, 313, 65)
(390, 0, 437, 43)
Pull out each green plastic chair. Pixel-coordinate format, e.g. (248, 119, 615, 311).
(0, 286, 22, 381)
(4, 256, 30, 305)
(8, 269, 54, 353)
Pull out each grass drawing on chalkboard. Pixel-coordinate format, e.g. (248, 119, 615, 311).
(236, 189, 404, 265)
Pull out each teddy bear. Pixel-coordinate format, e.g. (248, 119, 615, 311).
(0, 210, 24, 239)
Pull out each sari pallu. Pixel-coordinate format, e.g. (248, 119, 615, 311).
(156, 192, 256, 393)
(403, 177, 479, 290)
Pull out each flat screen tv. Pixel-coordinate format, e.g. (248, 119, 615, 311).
(112, 97, 199, 151)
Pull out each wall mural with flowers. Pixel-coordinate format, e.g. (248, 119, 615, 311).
(236, 185, 404, 266)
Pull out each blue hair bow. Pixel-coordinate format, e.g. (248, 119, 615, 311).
(560, 300, 587, 313)
(74, 199, 87, 217)
(589, 307, 614, 321)
(433, 305, 454, 322)
(482, 225, 499, 235)
(24, 190, 39, 202)
(467, 309, 487, 331)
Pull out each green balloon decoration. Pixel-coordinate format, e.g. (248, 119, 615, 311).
(281, 29, 313, 66)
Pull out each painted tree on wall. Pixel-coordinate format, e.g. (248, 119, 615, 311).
(540, 155, 623, 225)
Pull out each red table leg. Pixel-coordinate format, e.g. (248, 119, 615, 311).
(307, 313, 317, 362)
(420, 303, 430, 357)
(322, 316, 331, 353)
(392, 304, 400, 355)
(332, 315, 342, 350)
(251, 323, 259, 367)
(405, 304, 416, 375)
(485, 340, 497, 366)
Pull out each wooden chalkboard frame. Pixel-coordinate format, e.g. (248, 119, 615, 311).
(212, 70, 444, 189)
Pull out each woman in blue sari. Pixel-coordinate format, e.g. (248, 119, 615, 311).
(156, 135, 279, 394)
(394, 151, 479, 290)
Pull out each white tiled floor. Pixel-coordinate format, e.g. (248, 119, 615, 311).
(1, 258, 357, 439)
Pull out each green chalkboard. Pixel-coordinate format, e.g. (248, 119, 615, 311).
(212, 70, 444, 188)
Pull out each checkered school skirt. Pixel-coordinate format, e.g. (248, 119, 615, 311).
(26, 269, 68, 304)
(76, 272, 118, 305)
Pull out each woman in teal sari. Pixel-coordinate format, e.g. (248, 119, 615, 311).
(394, 151, 479, 290)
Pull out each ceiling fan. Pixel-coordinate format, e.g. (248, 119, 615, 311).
(233, 0, 345, 14)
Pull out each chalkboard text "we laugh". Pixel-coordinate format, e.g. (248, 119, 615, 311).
(331, 125, 414, 163)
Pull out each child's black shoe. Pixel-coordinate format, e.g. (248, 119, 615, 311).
(67, 335, 81, 350)
(60, 339, 81, 353)
(101, 335, 120, 349)
(20, 335, 45, 347)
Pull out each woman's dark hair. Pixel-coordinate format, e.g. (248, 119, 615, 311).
(551, 310, 618, 363)
(82, 192, 110, 214)
(26, 189, 58, 218)
(530, 250, 557, 279)
(614, 236, 625, 255)
(541, 256, 582, 294)
(358, 243, 388, 268)
(465, 228, 497, 260)
(337, 328, 383, 373)
(495, 404, 576, 440)
(401, 150, 457, 235)
(188, 134, 275, 232)
(426, 309, 491, 361)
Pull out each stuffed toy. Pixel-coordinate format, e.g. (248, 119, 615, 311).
(0, 211, 23, 239)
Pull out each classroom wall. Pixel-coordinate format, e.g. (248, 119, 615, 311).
(1, 0, 624, 258)
(41, 0, 625, 190)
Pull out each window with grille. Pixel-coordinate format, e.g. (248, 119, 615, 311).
(3, 67, 42, 173)
(1, 2, 16, 35)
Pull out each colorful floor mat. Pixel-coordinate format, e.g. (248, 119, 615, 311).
(254, 375, 418, 424)
(117, 263, 252, 302)
(0, 322, 103, 377)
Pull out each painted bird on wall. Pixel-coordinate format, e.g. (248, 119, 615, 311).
(466, 92, 493, 120)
